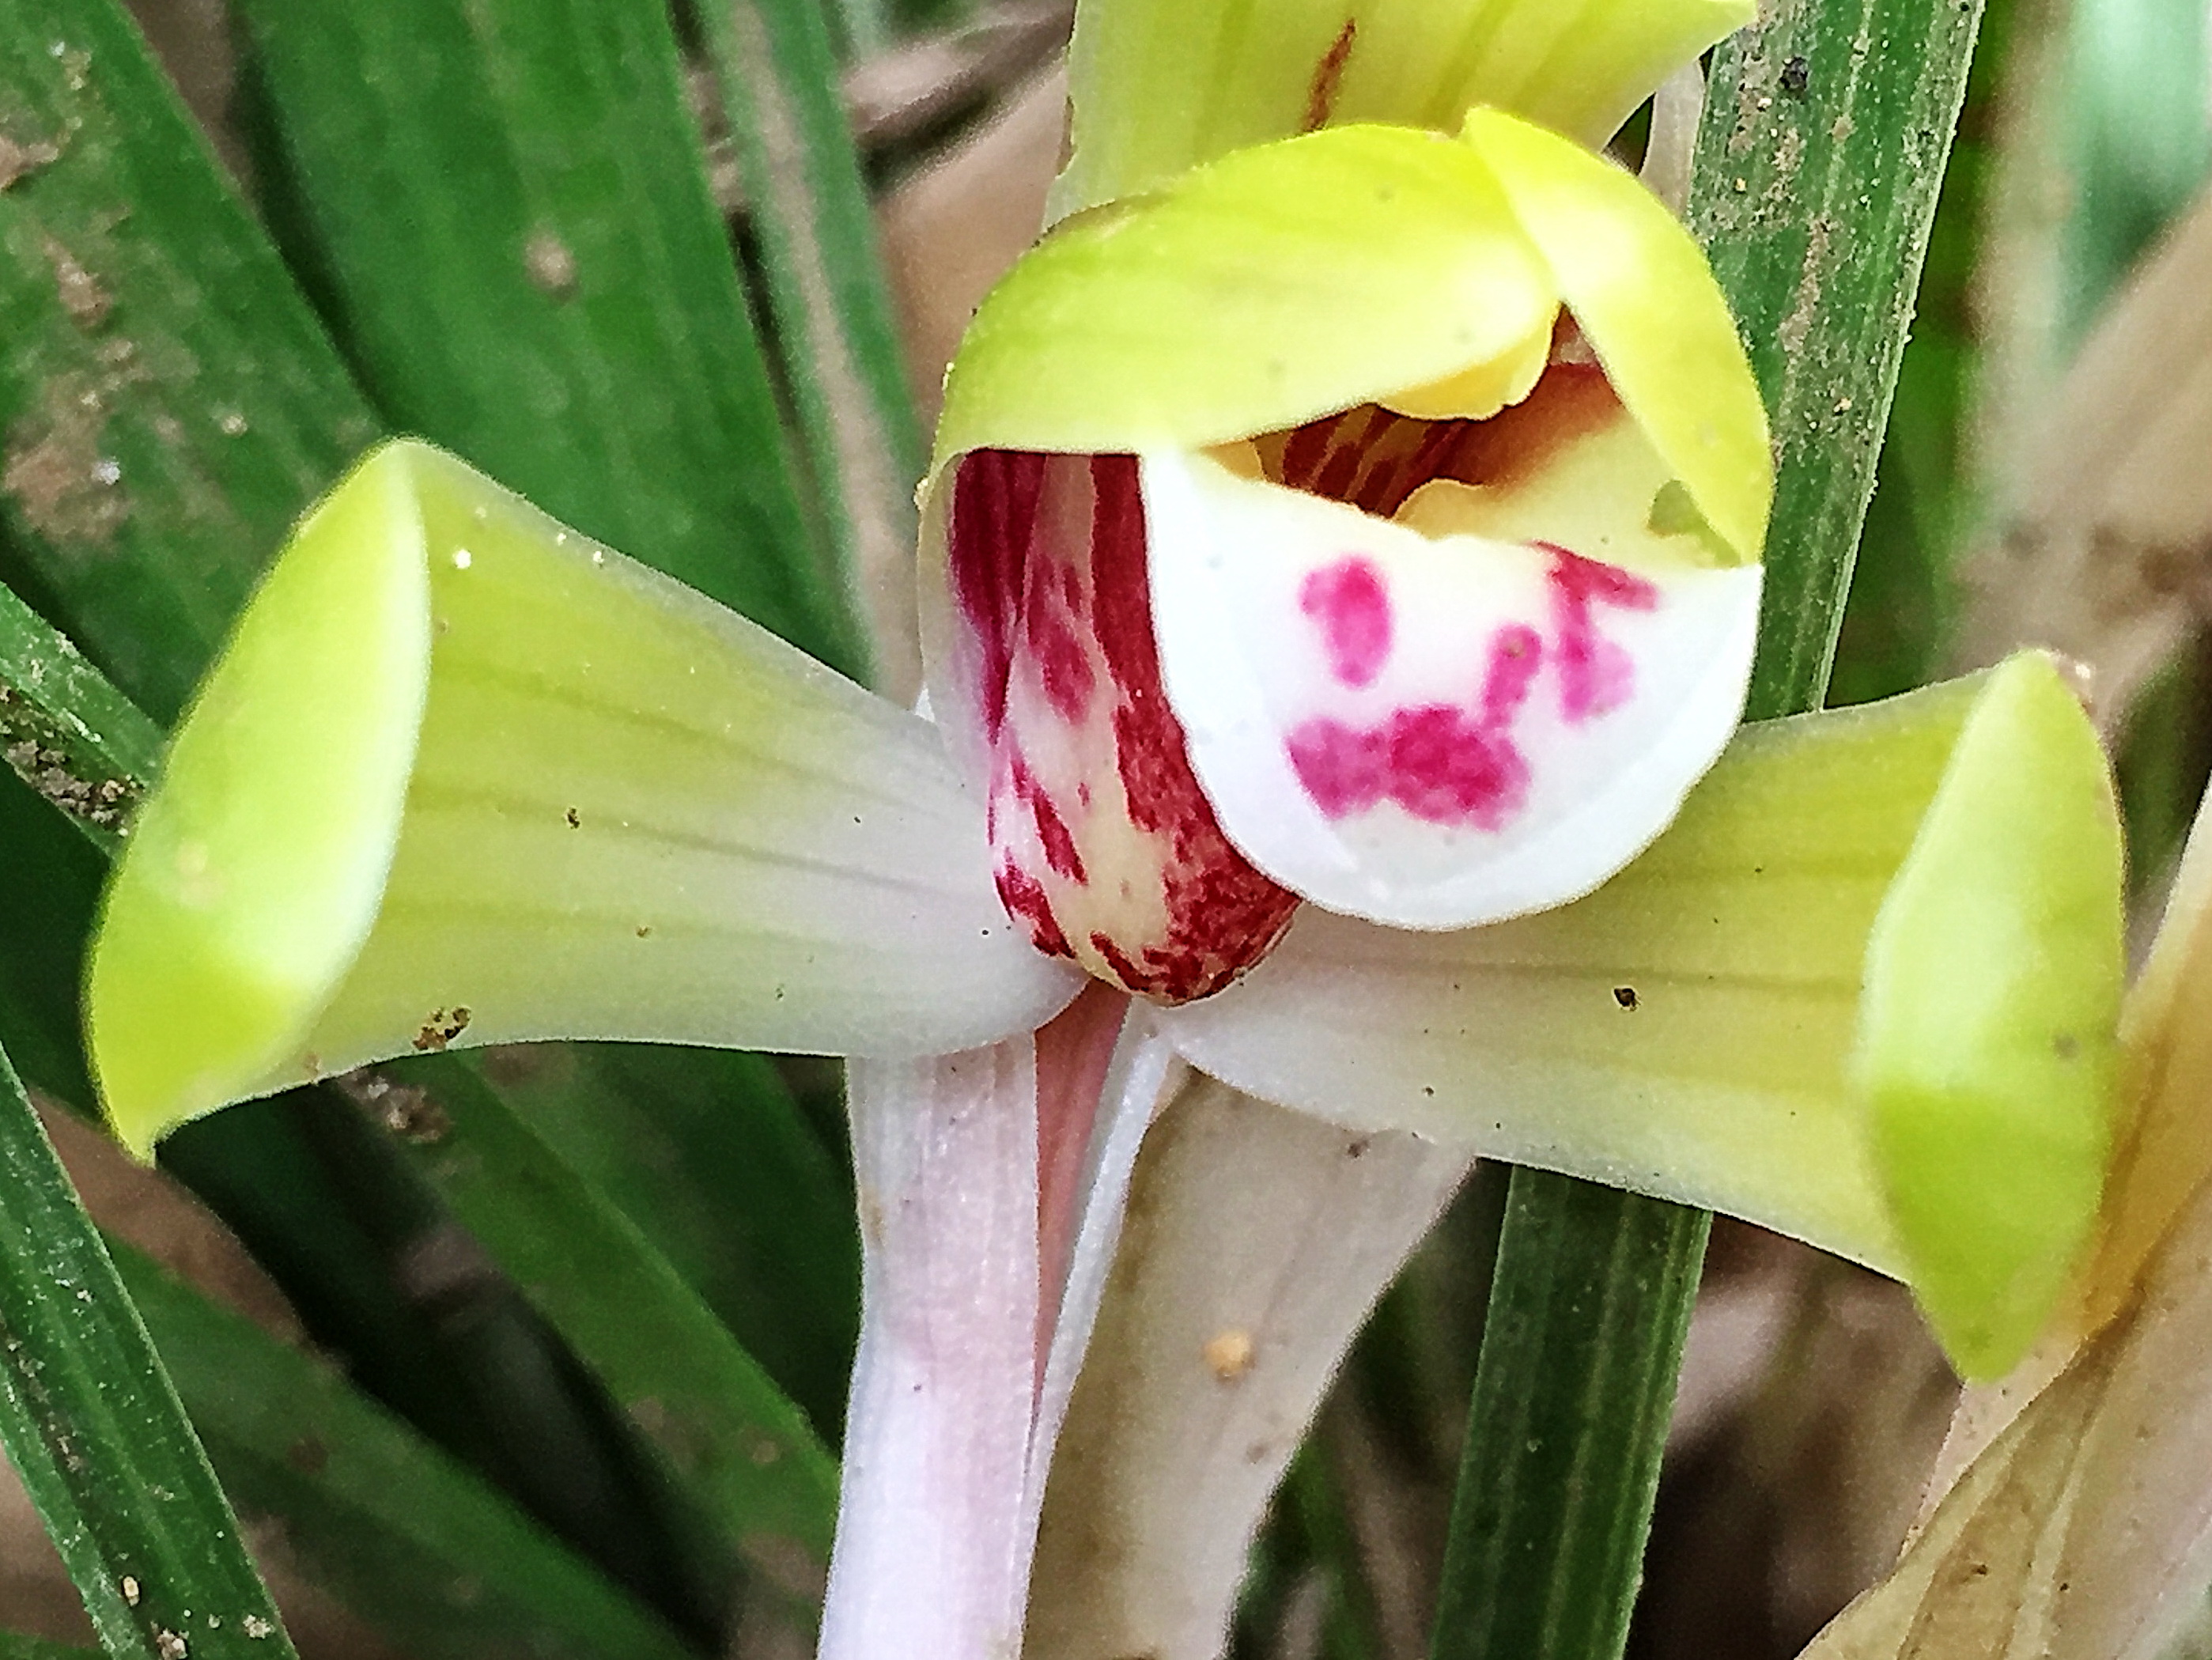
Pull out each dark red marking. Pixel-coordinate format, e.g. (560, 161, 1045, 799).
(1302, 18, 1357, 133)
(1023, 509, 1095, 722)
(1271, 403, 1484, 520)
(960, 452, 1298, 1001)
(1299, 556, 1393, 687)
(1544, 545, 1657, 722)
(1087, 456, 1299, 1001)
(1010, 756, 1087, 883)
(949, 450, 1046, 741)
(995, 863, 1074, 958)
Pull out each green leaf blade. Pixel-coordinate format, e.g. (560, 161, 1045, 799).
(0, 1042, 297, 1659)
(0, 0, 380, 723)
(233, 0, 872, 679)
(113, 1244, 701, 1660)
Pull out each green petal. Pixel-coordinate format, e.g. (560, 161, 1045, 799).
(1054, 0, 1753, 217)
(1159, 654, 2124, 1357)
(936, 125, 1558, 468)
(1461, 109, 1772, 562)
(1857, 655, 2124, 1380)
(89, 441, 1078, 1157)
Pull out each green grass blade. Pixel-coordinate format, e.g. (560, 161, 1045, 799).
(0, 0, 379, 724)
(112, 1245, 698, 1660)
(1430, 4, 1988, 1657)
(232, 0, 872, 679)
(1696, 0, 1987, 724)
(369, 1055, 843, 1575)
(0, 1637, 98, 1660)
(1428, 1174, 1707, 1660)
(698, 0, 929, 690)
(0, 777, 105, 1110)
(490, 1044, 860, 1444)
(0, 579, 161, 855)
(0, 1041, 297, 1660)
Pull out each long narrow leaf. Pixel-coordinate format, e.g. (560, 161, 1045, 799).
(368, 1055, 844, 1575)
(112, 1244, 699, 1660)
(0, 1041, 297, 1660)
(0, 1638, 97, 1660)
(1432, 3, 1991, 1655)
(488, 1043, 860, 1443)
(231, 0, 871, 679)
(0, 0, 379, 724)
(697, 0, 931, 693)
(0, 580, 161, 856)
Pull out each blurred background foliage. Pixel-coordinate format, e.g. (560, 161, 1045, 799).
(0, 0, 2206, 1654)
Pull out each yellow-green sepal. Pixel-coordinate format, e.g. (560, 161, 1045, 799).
(88, 441, 1080, 1160)
(1055, 0, 1754, 217)
(1460, 108, 1771, 562)
(1856, 654, 2124, 1379)
(89, 444, 433, 1158)
(937, 125, 1558, 471)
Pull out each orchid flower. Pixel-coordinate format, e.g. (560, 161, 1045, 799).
(81, 3, 2127, 1657)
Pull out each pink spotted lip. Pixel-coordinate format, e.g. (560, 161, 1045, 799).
(1284, 546, 1658, 830)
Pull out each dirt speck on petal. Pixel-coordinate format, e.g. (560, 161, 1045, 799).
(1203, 1328, 1256, 1382)
(410, 1006, 472, 1053)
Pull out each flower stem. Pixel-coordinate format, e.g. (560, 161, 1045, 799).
(1427, 0, 1989, 1654)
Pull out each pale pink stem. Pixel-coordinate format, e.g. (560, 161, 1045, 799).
(822, 992, 1178, 1660)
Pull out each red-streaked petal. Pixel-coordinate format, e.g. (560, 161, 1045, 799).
(1144, 448, 1761, 927)
(934, 449, 1301, 1001)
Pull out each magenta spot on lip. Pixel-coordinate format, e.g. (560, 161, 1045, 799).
(1299, 556, 1393, 688)
(1544, 543, 1657, 723)
(1479, 622, 1544, 727)
(1284, 547, 1661, 830)
(1287, 620, 1541, 830)
(1287, 705, 1529, 830)
(1284, 720, 1388, 817)
(1382, 705, 1530, 829)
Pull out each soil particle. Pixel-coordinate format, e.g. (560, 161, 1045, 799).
(410, 1007, 472, 1053)
(523, 226, 578, 299)
(0, 722, 140, 831)
(43, 236, 112, 327)
(2, 377, 129, 546)
(0, 131, 60, 191)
